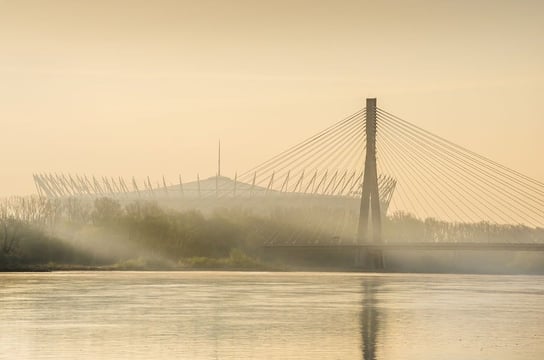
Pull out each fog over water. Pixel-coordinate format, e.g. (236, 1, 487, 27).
(1, 272, 543, 360)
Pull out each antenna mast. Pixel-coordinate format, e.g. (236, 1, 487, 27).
(218, 139, 221, 177)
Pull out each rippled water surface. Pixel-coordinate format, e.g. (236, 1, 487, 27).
(1, 271, 543, 360)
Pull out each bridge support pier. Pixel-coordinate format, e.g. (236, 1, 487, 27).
(357, 248, 384, 270)
(357, 98, 384, 270)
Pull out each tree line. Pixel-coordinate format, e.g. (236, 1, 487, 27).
(1, 196, 542, 269)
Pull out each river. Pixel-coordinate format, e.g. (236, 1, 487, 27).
(0, 271, 543, 359)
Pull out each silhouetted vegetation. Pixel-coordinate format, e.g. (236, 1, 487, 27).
(0, 196, 543, 271)
(0, 196, 272, 270)
(384, 211, 544, 244)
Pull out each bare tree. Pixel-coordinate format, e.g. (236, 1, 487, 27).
(0, 205, 20, 255)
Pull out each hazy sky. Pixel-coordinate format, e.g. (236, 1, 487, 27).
(1, 0, 543, 196)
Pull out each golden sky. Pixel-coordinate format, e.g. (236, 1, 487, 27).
(1, 0, 543, 196)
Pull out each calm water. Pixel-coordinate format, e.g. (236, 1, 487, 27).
(0, 271, 543, 360)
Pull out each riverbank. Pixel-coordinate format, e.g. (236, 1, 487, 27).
(3, 262, 544, 275)
(0, 264, 280, 273)
(0, 264, 273, 272)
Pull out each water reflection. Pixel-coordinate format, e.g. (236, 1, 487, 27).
(361, 280, 380, 360)
(1, 272, 543, 360)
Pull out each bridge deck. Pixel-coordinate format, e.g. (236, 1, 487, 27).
(264, 243, 544, 251)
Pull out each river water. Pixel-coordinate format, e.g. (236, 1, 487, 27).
(0, 271, 543, 360)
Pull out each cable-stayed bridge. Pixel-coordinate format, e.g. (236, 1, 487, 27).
(33, 99, 544, 268)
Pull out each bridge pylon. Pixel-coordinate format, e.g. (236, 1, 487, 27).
(357, 98, 384, 269)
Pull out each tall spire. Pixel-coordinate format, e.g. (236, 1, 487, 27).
(218, 139, 221, 177)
